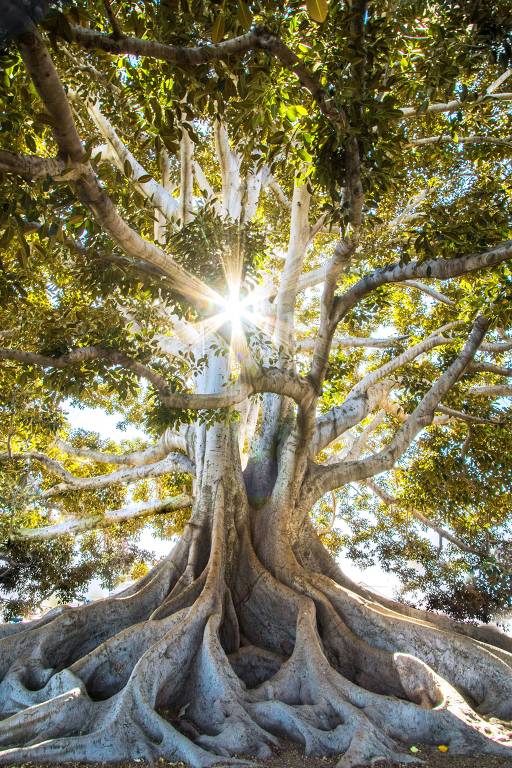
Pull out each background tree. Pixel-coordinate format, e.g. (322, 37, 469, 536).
(0, 1, 512, 765)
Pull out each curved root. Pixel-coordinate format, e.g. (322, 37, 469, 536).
(0, 521, 511, 767)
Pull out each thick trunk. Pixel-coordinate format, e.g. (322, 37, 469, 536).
(0, 423, 512, 766)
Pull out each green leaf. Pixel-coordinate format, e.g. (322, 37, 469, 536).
(237, 1, 252, 31)
(306, 0, 329, 23)
(25, 134, 37, 153)
(136, 174, 153, 183)
(123, 159, 133, 178)
(211, 14, 225, 44)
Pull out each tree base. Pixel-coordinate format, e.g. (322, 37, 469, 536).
(0, 523, 511, 768)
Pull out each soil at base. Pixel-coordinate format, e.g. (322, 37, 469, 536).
(256, 741, 512, 767)
(3, 743, 512, 768)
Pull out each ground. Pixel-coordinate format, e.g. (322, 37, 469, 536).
(3, 743, 512, 768)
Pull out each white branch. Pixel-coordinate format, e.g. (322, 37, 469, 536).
(402, 280, 455, 306)
(55, 428, 188, 466)
(347, 330, 455, 400)
(469, 385, 512, 398)
(14, 494, 192, 541)
(43, 452, 195, 498)
(297, 335, 407, 351)
(410, 133, 512, 148)
(214, 120, 243, 219)
(309, 316, 489, 497)
(274, 180, 311, 352)
(313, 380, 393, 455)
(400, 91, 512, 118)
(179, 124, 194, 226)
(266, 176, 291, 209)
(343, 410, 386, 461)
(243, 165, 264, 223)
(85, 98, 179, 222)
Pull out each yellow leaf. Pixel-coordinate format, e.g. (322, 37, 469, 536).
(237, 0, 253, 31)
(211, 14, 225, 44)
(306, 0, 329, 23)
(438, 745, 449, 752)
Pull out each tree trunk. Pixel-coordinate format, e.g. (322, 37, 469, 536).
(1, 421, 512, 766)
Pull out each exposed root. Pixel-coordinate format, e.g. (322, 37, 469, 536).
(0, 514, 511, 767)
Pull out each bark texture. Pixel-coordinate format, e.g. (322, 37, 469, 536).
(1, 422, 511, 767)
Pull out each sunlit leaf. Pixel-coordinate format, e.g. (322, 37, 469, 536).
(306, 0, 329, 23)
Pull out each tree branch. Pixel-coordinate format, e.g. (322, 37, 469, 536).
(297, 334, 408, 351)
(12, 494, 192, 541)
(402, 280, 455, 307)
(0, 149, 77, 180)
(83, 98, 179, 222)
(469, 384, 512, 398)
(470, 362, 512, 377)
(363, 478, 482, 556)
(313, 380, 393, 455)
(0, 345, 313, 410)
(333, 240, 512, 326)
(410, 133, 512, 148)
(274, 180, 311, 354)
(66, 24, 263, 65)
(307, 316, 489, 498)
(400, 92, 512, 119)
(55, 428, 188, 467)
(102, 0, 123, 40)
(179, 124, 194, 225)
(0, 345, 171, 395)
(435, 404, 502, 425)
(43, 453, 194, 498)
(16, 28, 219, 311)
(0, 452, 74, 482)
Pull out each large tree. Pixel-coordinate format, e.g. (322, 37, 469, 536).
(0, 1, 512, 765)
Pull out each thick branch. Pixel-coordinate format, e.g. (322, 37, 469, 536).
(55, 428, 188, 466)
(16, 28, 217, 310)
(274, 180, 311, 353)
(85, 99, 179, 221)
(43, 453, 194, 498)
(469, 384, 512, 397)
(66, 24, 262, 65)
(333, 240, 512, 325)
(0, 344, 312, 410)
(12, 494, 192, 541)
(313, 380, 393, 455)
(0, 150, 73, 179)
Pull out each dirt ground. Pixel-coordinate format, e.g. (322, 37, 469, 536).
(5, 743, 512, 768)
(256, 742, 512, 767)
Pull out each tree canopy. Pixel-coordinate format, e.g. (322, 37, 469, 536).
(0, 0, 511, 623)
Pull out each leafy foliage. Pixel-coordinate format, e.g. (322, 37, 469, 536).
(0, 0, 511, 622)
